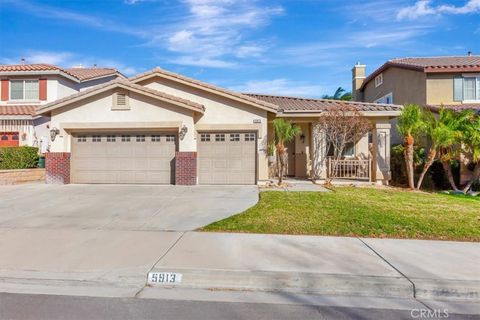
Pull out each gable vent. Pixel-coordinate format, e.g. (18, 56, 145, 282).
(117, 93, 127, 106)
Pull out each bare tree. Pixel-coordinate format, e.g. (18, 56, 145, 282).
(314, 105, 372, 182)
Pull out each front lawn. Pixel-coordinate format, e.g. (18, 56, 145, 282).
(202, 187, 480, 241)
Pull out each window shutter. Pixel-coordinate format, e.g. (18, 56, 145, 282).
(39, 79, 47, 101)
(453, 76, 463, 101)
(1, 79, 8, 101)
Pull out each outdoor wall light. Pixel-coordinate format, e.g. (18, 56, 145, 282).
(50, 128, 60, 141)
(179, 125, 188, 140)
(300, 133, 305, 143)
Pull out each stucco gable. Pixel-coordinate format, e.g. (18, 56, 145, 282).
(129, 67, 278, 113)
(37, 79, 205, 116)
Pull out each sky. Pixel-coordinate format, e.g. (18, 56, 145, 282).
(0, 0, 479, 97)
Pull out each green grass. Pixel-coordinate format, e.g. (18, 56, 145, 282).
(202, 187, 480, 241)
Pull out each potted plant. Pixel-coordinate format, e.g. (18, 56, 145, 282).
(267, 140, 276, 163)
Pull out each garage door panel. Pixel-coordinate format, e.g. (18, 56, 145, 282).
(198, 132, 256, 185)
(72, 133, 176, 184)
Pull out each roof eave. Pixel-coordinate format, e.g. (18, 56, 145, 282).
(37, 81, 205, 116)
(130, 70, 278, 113)
(277, 110, 401, 117)
(0, 70, 81, 83)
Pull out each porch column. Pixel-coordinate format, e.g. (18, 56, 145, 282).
(371, 120, 391, 185)
(311, 122, 327, 180)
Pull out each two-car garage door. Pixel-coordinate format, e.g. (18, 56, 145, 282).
(70, 131, 257, 185)
(197, 132, 256, 185)
(71, 132, 176, 184)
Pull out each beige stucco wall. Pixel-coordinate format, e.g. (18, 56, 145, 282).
(141, 78, 270, 180)
(362, 67, 427, 105)
(362, 67, 426, 145)
(49, 90, 195, 153)
(426, 73, 463, 105)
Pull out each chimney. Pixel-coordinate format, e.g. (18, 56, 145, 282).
(467, 51, 472, 56)
(20, 58, 26, 65)
(352, 62, 366, 101)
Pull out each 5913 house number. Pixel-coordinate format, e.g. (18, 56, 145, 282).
(148, 272, 182, 284)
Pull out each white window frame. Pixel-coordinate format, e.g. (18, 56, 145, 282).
(374, 92, 393, 104)
(462, 75, 480, 103)
(9, 79, 39, 101)
(374, 73, 383, 88)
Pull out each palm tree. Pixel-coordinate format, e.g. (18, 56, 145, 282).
(416, 109, 463, 190)
(461, 111, 480, 193)
(397, 104, 424, 189)
(322, 87, 352, 101)
(273, 119, 301, 184)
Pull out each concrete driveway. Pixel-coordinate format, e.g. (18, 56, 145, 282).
(0, 184, 258, 231)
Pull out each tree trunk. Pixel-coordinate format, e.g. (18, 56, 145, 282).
(416, 148, 436, 190)
(442, 160, 459, 192)
(404, 136, 415, 189)
(462, 161, 480, 193)
(277, 150, 284, 184)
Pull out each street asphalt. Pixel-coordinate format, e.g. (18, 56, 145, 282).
(1, 292, 479, 320)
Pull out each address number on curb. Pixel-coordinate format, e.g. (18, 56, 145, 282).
(148, 272, 182, 284)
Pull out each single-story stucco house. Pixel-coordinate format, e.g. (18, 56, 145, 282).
(36, 67, 401, 185)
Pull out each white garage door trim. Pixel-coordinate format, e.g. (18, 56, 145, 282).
(197, 131, 257, 185)
(71, 131, 177, 184)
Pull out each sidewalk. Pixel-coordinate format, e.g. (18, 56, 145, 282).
(0, 229, 478, 303)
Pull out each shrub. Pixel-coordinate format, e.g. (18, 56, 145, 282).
(0, 146, 39, 169)
(391, 143, 460, 190)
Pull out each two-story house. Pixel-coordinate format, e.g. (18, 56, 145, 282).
(352, 55, 480, 185)
(0, 63, 123, 150)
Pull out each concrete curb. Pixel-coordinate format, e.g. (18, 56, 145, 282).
(147, 268, 414, 299)
(413, 278, 480, 301)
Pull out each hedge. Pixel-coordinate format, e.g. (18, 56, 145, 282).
(0, 146, 39, 169)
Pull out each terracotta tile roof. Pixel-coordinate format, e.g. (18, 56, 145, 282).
(0, 105, 37, 116)
(130, 67, 279, 112)
(391, 56, 480, 70)
(246, 94, 402, 113)
(361, 55, 480, 90)
(37, 79, 205, 115)
(0, 63, 61, 72)
(0, 64, 121, 82)
(65, 67, 120, 81)
(427, 104, 480, 114)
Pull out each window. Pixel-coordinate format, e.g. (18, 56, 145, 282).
(1, 135, 7, 141)
(374, 73, 383, 87)
(121, 135, 131, 142)
(166, 135, 175, 142)
(151, 135, 161, 142)
(245, 133, 255, 141)
(106, 135, 116, 142)
(77, 136, 87, 142)
(92, 135, 102, 142)
(343, 142, 355, 157)
(215, 134, 225, 141)
(12, 134, 18, 141)
(136, 135, 145, 142)
(200, 133, 210, 142)
(374, 92, 393, 104)
(454, 76, 480, 101)
(10, 80, 39, 100)
(230, 133, 240, 141)
(464, 77, 476, 100)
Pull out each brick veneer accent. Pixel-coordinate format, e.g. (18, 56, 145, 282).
(45, 152, 71, 184)
(175, 152, 197, 185)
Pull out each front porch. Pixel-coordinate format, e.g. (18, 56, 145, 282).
(267, 117, 393, 185)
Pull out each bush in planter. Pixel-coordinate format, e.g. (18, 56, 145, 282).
(0, 146, 39, 169)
